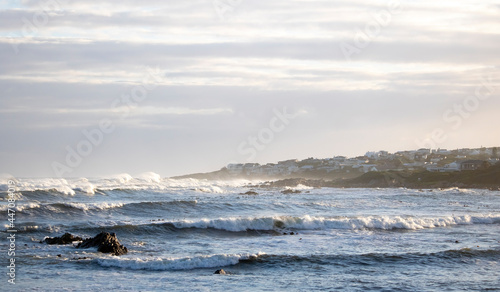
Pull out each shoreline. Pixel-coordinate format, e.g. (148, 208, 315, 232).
(175, 163, 500, 191)
(252, 177, 500, 191)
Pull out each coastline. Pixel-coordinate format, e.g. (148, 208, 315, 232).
(175, 163, 500, 191)
(254, 177, 500, 191)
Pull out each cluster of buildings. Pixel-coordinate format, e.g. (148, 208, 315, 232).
(391, 148, 498, 172)
(224, 147, 499, 177)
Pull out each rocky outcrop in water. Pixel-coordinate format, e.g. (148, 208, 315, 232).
(281, 189, 302, 194)
(76, 232, 128, 256)
(241, 190, 258, 195)
(43, 233, 83, 245)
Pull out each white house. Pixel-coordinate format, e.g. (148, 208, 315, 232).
(443, 162, 460, 172)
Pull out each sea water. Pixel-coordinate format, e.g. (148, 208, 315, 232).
(1, 173, 499, 291)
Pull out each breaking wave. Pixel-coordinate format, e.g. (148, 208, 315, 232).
(94, 247, 500, 271)
(78, 214, 500, 234)
(0, 174, 252, 195)
(96, 253, 262, 271)
(8, 200, 199, 214)
(167, 214, 500, 231)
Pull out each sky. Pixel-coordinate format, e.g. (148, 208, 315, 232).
(0, 0, 499, 178)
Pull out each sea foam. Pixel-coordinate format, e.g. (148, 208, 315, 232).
(165, 214, 500, 232)
(1, 175, 251, 195)
(96, 253, 261, 271)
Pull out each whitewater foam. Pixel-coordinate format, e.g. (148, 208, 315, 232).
(96, 253, 262, 271)
(63, 202, 126, 211)
(135, 172, 162, 183)
(194, 186, 226, 193)
(0, 202, 41, 212)
(1, 175, 252, 194)
(163, 214, 500, 232)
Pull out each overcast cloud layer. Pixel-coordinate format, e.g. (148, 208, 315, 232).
(1, 0, 499, 177)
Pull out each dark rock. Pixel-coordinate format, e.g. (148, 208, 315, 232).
(76, 232, 128, 256)
(214, 269, 228, 275)
(44, 233, 83, 245)
(241, 191, 258, 195)
(281, 189, 301, 194)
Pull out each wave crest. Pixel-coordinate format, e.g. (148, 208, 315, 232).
(2, 175, 251, 195)
(96, 253, 261, 271)
(165, 214, 500, 232)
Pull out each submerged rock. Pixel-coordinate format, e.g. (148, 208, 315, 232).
(281, 189, 301, 194)
(44, 233, 83, 245)
(214, 269, 231, 275)
(241, 190, 258, 195)
(76, 232, 128, 256)
(73, 257, 90, 260)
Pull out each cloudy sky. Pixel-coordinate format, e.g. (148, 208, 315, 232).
(1, 0, 499, 178)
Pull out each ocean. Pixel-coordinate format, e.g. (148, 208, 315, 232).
(1, 173, 499, 291)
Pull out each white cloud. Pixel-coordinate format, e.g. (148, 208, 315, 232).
(0, 105, 233, 116)
(1, 0, 499, 177)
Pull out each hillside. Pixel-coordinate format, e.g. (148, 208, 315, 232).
(257, 163, 500, 190)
